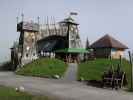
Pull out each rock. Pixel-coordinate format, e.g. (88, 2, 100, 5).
(53, 75, 60, 79)
(15, 86, 25, 92)
(80, 77, 84, 81)
(15, 87, 19, 92)
(19, 86, 25, 92)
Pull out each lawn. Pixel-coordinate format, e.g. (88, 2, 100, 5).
(16, 58, 67, 78)
(0, 85, 50, 100)
(78, 58, 131, 88)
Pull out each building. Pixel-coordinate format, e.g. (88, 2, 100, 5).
(90, 34, 128, 59)
(11, 15, 88, 68)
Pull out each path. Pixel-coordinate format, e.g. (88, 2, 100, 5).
(0, 72, 132, 100)
(61, 63, 78, 81)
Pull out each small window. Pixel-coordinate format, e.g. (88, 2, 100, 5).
(33, 53, 35, 56)
(26, 53, 29, 57)
(32, 38, 34, 42)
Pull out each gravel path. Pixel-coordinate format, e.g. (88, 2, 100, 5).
(61, 63, 78, 81)
(0, 72, 132, 100)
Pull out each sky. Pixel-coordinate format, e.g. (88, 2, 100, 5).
(0, 0, 133, 63)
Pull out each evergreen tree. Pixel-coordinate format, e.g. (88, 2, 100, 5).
(85, 37, 90, 50)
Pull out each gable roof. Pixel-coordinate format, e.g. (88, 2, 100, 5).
(91, 34, 128, 49)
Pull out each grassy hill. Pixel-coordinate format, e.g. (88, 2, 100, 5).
(78, 59, 131, 88)
(16, 58, 67, 78)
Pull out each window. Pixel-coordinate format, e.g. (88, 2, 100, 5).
(33, 53, 35, 56)
(26, 53, 29, 57)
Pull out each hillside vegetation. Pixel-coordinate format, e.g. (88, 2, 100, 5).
(78, 59, 131, 88)
(16, 58, 67, 78)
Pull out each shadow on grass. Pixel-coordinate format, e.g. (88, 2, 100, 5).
(124, 88, 133, 92)
(80, 80, 103, 88)
(81, 80, 133, 92)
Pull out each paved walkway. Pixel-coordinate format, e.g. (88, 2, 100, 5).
(61, 63, 78, 81)
(0, 72, 133, 100)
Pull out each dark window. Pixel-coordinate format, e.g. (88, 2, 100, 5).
(33, 53, 35, 56)
(26, 53, 29, 57)
(32, 38, 34, 42)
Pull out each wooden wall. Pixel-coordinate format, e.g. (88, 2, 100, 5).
(93, 48, 125, 59)
(93, 48, 111, 58)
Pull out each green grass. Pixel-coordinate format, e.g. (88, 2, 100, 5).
(16, 58, 67, 78)
(0, 85, 50, 100)
(78, 58, 131, 88)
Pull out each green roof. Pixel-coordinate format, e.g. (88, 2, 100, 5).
(55, 48, 89, 53)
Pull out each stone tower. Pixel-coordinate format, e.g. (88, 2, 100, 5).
(17, 21, 39, 65)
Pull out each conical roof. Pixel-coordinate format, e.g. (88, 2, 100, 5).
(91, 34, 128, 49)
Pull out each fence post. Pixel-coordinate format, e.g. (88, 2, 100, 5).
(128, 51, 133, 91)
(120, 55, 122, 67)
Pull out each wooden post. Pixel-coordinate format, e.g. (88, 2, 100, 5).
(46, 16, 51, 36)
(120, 55, 122, 67)
(37, 16, 40, 25)
(52, 16, 58, 35)
(128, 51, 133, 91)
(21, 13, 24, 21)
(16, 16, 19, 24)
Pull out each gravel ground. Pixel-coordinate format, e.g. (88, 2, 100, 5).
(61, 63, 78, 81)
(0, 71, 132, 100)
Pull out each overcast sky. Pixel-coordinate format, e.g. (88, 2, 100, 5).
(0, 0, 133, 62)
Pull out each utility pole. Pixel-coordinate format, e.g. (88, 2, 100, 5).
(128, 51, 133, 91)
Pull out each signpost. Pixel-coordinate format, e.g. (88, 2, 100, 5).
(128, 51, 133, 91)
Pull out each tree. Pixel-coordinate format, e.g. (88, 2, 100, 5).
(85, 37, 90, 50)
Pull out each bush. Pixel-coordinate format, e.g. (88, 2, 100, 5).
(0, 61, 13, 71)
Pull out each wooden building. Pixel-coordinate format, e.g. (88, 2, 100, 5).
(90, 34, 128, 59)
(11, 15, 87, 67)
(37, 17, 87, 62)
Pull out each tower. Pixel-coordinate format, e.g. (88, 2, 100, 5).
(59, 16, 82, 49)
(58, 16, 83, 62)
(17, 20, 39, 65)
